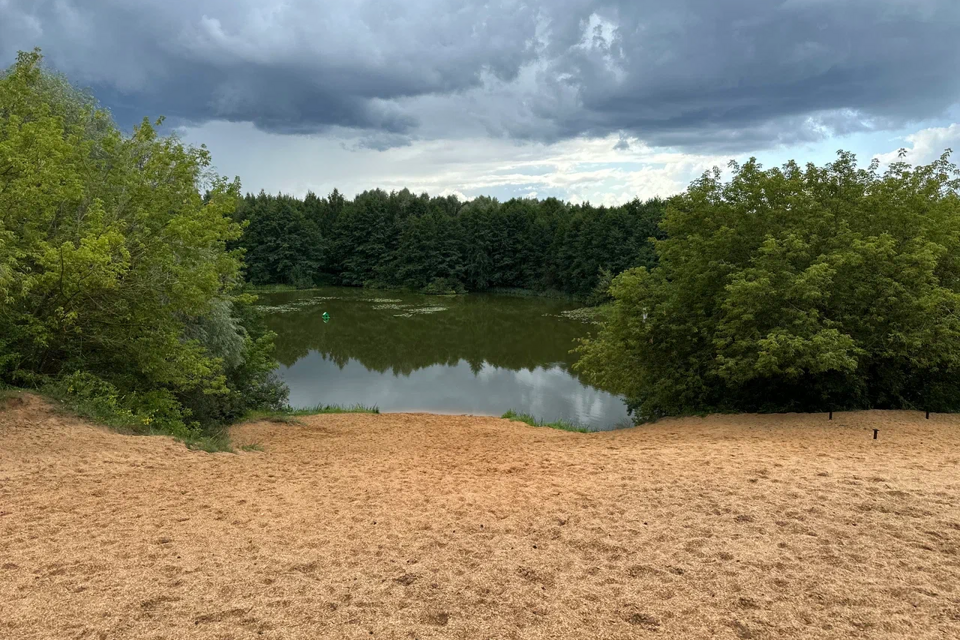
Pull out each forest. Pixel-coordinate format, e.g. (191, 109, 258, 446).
(234, 189, 665, 300)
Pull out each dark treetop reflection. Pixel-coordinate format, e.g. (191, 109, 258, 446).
(260, 288, 631, 430)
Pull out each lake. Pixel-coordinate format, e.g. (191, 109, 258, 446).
(258, 287, 632, 430)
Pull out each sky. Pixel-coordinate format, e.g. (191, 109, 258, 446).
(3, 0, 960, 204)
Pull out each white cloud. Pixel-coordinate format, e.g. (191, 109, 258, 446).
(874, 123, 960, 166)
(180, 120, 734, 204)
(437, 188, 470, 201)
(182, 120, 953, 206)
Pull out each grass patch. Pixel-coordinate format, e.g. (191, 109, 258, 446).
(501, 410, 591, 433)
(243, 403, 380, 423)
(287, 403, 380, 416)
(241, 410, 300, 424)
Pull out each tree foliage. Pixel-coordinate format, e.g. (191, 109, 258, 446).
(0, 50, 286, 439)
(235, 189, 665, 298)
(577, 151, 960, 419)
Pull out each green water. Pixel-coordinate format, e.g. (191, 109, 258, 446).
(259, 287, 632, 430)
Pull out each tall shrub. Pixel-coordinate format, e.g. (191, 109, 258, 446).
(0, 50, 286, 437)
(577, 151, 960, 419)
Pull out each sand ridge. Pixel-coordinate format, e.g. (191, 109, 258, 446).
(1, 393, 959, 639)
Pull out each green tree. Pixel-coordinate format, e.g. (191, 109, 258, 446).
(239, 192, 325, 287)
(0, 50, 286, 438)
(333, 190, 394, 286)
(459, 197, 498, 290)
(577, 151, 960, 419)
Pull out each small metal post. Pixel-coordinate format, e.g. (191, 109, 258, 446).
(926, 411, 930, 419)
(829, 411, 833, 420)
(873, 429, 879, 440)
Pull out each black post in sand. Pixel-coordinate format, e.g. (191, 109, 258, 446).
(926, 411, 930, 419)
(873, 429, 879, 440)
(829, 411, 833, 420)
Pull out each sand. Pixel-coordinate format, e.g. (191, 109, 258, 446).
(1, 393, 959, 639)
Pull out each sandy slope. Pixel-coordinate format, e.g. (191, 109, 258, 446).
(1, 393, 959, 639)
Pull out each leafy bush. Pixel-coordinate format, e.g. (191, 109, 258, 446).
(45, 372, 196, 438)
(290, 264, 316, 290)
(422, 277, 466, 295)
(577, 151, 960, 420)
(585, 268, 616, 306)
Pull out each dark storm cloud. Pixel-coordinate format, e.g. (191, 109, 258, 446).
(2, 0, 959, 151)
(532, 0, 960, 149)
(0, 0, 540, 134)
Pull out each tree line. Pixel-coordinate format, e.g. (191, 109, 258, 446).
(234, 189, 665, 300)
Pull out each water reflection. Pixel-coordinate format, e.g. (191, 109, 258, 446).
(261, 288, 632, 430)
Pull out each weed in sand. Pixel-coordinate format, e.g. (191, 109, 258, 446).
(184, 433, 233, 453)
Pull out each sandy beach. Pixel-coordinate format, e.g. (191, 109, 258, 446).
(2, 393, 959, 639)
